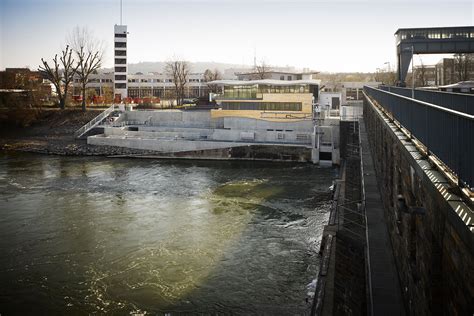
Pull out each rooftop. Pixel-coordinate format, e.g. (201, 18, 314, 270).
(208, 79, 321, 86)
(395, 25, 474, 35)
(238, 70, 319, 76)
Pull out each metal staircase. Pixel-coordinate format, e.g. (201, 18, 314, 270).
(74, 104, 122, 139)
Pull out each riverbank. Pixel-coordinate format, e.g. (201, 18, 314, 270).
(0, 109, 315, 162)
(0, 109, 163, 156)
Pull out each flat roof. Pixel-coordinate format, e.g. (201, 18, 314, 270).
(208, 79, 321, 86)
(238, 70, 319, 76)
(395, 26, 474, 35)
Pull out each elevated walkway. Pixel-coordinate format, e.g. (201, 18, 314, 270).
(395, 26, 474, 83)
(360, 120, 406, 315)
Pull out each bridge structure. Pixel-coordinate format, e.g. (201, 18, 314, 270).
(396, 26, 474, 85)
(361, 86, 473, 315)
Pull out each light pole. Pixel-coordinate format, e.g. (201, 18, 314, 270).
(403, 46, 415, 98)
(411, 46, 414, 98)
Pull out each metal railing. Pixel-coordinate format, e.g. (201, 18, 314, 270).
(260, 112, 312, 120)
(74, 104, 120, 138)
(365, 86, 474, 190)
(379, 85, 474, 115)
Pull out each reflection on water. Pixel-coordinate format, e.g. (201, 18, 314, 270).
(0, 152, 336, 314)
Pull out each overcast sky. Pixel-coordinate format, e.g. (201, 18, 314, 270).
(0, 0, 473, 72)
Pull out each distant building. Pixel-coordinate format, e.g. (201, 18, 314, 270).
(435, 57, 474, 86)
(0, 68, 52, 104)
(413, 64, 436, 86)
(209, 79, 320, 121)
(0, 68, 43, 89)
(72, 72, 209, 103)
(435, 58, 456, 86)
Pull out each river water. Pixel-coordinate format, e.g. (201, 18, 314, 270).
(0, 152, 336, 315)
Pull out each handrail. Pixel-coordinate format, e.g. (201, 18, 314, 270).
(367, 86, 474, 119)
(364, 86, 474, 190)
(74, 104, 119, 138)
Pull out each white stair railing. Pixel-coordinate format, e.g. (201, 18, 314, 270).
(74, 104, 120, 139)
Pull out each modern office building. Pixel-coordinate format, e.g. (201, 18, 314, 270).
(114, 24, 128, 100)
(209, 79, 320, 121)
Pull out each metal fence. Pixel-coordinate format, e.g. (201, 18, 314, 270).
(364, 86, 474, 190)
(379, 86, 474, 115)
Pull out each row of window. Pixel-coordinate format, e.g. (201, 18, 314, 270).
(128, 87, 209, 98)
(127, 78, 202, 83)
(115, 33, 127, 38)
(115, 50, 126, 56)
(115, 58, 126, 65)
(114, 42, 126, 48)
(221, 102, 302, 111)
(75, 78, 112, 83)
(398, 29, 474, 42)
(223, 84, 311, 99)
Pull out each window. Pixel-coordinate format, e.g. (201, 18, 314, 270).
(221, 102, 302, 111)
(115, 83, 126, 89)
(287, 76, 292, 80)
(128, 88, 139, 98)
(114, 42, 126, 48)
(115, 75, 126, 81)
(280, 75, 284, 80)
(115, 50, 126, 56)
(115, 33, 126, 38)
(115, 67, 126, 73)
(115, 58, 126, 64)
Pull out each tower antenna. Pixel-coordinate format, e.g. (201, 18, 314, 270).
(253, 46, 256, 69)
(120, 0, 123, 25)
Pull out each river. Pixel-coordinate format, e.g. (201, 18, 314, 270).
(0, 152, 336, 315)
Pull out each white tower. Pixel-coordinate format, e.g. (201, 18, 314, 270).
(114, 24, 127, 101)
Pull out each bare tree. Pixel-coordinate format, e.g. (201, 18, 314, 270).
(68, 26, 104, 111)
(38, 45, 78, 109)
(203, 68, 222, 93)
(255, 60, 271, 79)
(454, 53, 473, 82)
(416, 59, 427, 87)
(165, 60, 190, 107)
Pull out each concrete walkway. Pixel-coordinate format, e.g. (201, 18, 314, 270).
(360, 119, 406, 315)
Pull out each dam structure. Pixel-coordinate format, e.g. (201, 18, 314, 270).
(78, 77, 363, 164)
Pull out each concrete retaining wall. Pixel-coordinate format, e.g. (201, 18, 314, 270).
(124, 110, 213, 128)
(88, 134, 258, 153)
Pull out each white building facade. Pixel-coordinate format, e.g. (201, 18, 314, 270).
(114, 24, 128, 100)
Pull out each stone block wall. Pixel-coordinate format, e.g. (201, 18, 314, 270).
(363, 95, 473, 315)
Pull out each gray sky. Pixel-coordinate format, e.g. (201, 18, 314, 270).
(1, 0, 473, 72)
